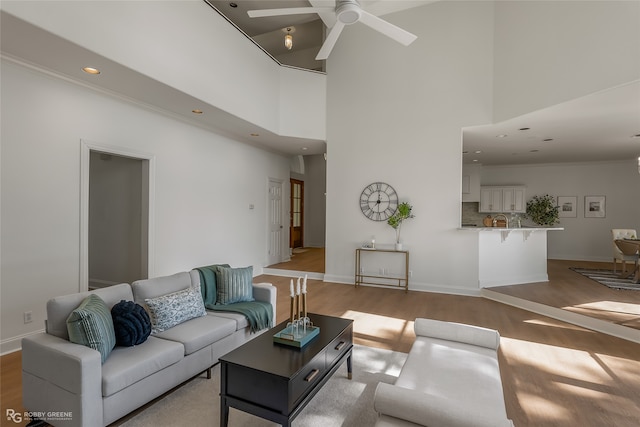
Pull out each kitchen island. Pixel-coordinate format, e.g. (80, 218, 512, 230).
(459, 227, 564, 287)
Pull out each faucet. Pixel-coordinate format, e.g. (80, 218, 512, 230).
(492, 214, 509, 228)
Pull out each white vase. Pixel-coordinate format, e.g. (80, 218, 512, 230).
(395, 243, 403, 251)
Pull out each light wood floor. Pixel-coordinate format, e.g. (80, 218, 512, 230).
(3, 252, 640, 426)
(267, 246, 325, 273)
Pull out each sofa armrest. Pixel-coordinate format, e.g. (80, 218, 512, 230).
(414, 318, 500, 350)
(253, 283, 277, 327)
(22, 333, 103, 426)
(374, 383, 514, 427)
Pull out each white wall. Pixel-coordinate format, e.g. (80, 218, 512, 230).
(481, 160, 640, 261)
(493, 0, 640, 122)
(325, 1, 495, 293)
(0, 60, 290, 353)
(1, 0, 326, 141)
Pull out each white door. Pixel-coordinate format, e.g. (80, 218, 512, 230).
(267, 179, 284, 265)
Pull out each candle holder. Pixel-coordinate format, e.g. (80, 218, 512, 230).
(274, 275, 320, 348)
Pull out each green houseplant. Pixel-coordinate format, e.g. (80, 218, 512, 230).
(525, 194, 560, 226)
(387, 202, 414, 250)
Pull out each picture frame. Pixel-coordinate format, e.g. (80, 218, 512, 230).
(557, 196, 577, 218)
(584, 196, 606, 218)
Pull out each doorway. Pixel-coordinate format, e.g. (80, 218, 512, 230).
(80, 141, 154, 291)
(290, 179, 304, 249)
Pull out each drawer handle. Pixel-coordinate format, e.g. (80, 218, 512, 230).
(334, 341, 346, 351)
(305, 369, 320, 382)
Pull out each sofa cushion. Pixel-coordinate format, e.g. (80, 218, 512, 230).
(47, 283, 133, 340)
(206, 311, 249, 331)
(111, 300, 151, 346)
(154, 314, 237, 355)
(131, 272, 193, 306)
(215, 266, 255, 305)
(102, 336, 184, 397)
(66, 294, 116, 364)
(145, 287, 206, 334)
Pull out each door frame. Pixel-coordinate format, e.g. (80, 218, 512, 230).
(80, 140, 155, 292)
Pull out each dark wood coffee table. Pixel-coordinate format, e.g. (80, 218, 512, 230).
(219, 313, 353, 427)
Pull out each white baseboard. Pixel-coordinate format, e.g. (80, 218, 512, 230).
(1, 328, 45, 355)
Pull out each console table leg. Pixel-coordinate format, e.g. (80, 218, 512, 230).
(347, 354, 353, 380)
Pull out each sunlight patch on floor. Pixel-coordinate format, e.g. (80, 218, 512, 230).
(501, 337, 617, 383)
(516, 391, 570, 422)
(342, 310, 413, 340)
(566, 300, 640, 315)
(522, 318, 588, 331)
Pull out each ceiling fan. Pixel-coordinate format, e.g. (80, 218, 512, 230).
(247, 0, 418, 60)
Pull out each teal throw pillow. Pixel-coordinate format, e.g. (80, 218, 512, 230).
(145, 287, 206, 334)
(215, 266, 255, 305)
(196, 263, 230, 307)
(66, 294, 116, 364)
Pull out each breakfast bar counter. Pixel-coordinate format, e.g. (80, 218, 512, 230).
(459, 226, 564, 287)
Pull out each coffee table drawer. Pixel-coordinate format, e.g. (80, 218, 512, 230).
(326, 325, 353, 366)
(290, 351, 327, 410)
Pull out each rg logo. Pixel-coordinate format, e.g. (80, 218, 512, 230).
(6, 409, 22, 423)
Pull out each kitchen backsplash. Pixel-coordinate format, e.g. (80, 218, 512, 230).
(461, 202, 486, 226)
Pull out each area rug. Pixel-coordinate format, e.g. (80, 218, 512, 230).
(115, 345, 407, 427)
(570, 267, 640, 291)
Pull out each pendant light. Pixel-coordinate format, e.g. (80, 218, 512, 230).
(284, 28, 293, 50)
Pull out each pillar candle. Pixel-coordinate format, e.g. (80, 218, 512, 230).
(289, 279, 295, 324)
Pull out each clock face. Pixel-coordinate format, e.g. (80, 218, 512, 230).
(360, 182, 399, 221)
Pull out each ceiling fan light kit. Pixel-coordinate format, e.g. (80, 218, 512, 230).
(247, 0, 417, 60)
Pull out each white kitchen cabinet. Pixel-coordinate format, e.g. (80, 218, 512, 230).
(480, 186, 526, 213)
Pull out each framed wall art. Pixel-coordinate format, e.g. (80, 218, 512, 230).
(584, 196, 606, 218)
(557, 196, 577, 218)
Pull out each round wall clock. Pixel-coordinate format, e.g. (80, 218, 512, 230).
(360, 182, 399, 221)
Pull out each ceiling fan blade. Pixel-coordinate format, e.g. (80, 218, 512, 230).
(247, 7, 332, 18)
(315, 21, 346, 60)
(358, 11, 417, 46)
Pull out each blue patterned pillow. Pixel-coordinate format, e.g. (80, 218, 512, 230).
(215, 266, 255, 305)
(145, 287, 206, 334)
(66, 294, 116, 363)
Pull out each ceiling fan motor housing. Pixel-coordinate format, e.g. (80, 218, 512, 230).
(336, 0, 362, 24)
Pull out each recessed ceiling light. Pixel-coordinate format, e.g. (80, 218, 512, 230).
(191, 109, 203, 114)
(519, 127, 530, 131)
(474, 150, 482, 154)
(472, 159, 479, 162)
(462, 151, 469, 154)
(229, 2, 238, 8)
(302, 147, 308, 151)
(543, 138, 553, 142)
(82, 67, 100, 75)
(632, 133, 640, 138)
(530, 149, 539, 153)
(250, 133, 259, 137)
(496, 134, 508, 138)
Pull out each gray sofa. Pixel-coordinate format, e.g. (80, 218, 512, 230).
(22, 270, 276, 427)
(373, 318, 514, 427)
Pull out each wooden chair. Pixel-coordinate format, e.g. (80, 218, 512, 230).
(612, 229, 637, 273)
(614, 239, 639, 278)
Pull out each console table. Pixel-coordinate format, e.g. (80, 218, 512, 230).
(355, 248, 409, 292)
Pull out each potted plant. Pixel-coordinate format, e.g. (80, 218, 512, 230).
(387, 202, 414, 250)
(525, 194, 560, 226)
